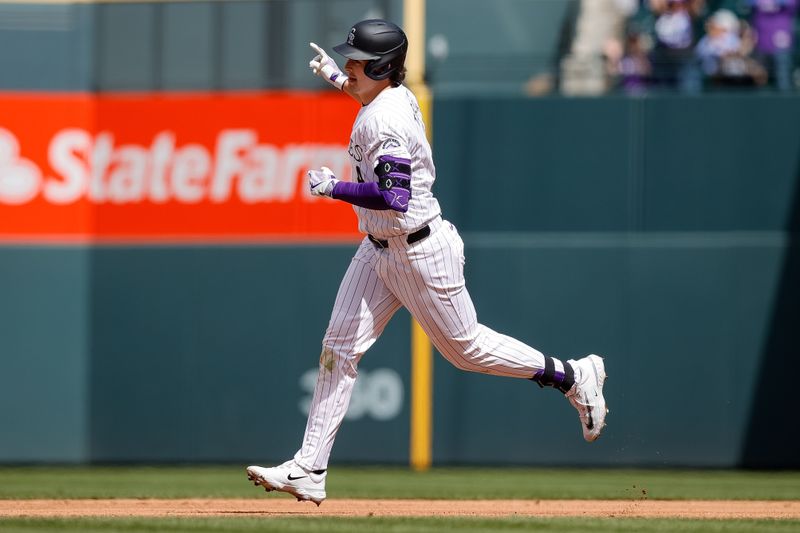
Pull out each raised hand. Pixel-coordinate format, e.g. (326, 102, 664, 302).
(309, 43, 346, 90)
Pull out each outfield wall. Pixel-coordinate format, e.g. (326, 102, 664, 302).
(1, 93, 798, 467)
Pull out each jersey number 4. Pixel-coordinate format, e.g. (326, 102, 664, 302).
(356, 166, 364, 183)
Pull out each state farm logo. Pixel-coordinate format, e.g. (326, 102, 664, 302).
(0, 127, 348, 205)
(0, 128, 42, 204)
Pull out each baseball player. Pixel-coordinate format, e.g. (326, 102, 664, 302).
(247, 19, 608, 506)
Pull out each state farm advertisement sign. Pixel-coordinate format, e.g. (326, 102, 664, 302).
(0, 92, 360, 242)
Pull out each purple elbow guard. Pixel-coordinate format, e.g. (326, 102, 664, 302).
(375, 155, 411, 212)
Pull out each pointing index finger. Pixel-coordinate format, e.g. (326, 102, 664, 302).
(309, 42, 325, 56)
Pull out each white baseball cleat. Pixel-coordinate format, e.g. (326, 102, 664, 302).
(246, 460, 327, 506)
(566, 354, 608, 442)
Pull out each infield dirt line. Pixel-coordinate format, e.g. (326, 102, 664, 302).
(1, 499, 799, 519)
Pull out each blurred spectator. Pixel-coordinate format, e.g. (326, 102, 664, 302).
(558, 0, 639, 95)
(746, 0, 798, 91)
(649, 0, 706, 92)
(695, 9, 767, 86)
(607, 30, 654, 93)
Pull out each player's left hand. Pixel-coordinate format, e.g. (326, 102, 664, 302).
(309, 43, 346, 91)
(308, 166, 339, 198)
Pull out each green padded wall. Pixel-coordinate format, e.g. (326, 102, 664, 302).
(1, 94, 798, 466)
(0, 248, 90, 462)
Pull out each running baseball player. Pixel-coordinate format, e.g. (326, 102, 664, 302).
(247, 19, 608, 506)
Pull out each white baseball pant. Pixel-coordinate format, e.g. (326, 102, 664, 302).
(294, 218, 547, 470)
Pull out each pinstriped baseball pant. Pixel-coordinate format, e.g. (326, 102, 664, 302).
(294, 218, 546, 470)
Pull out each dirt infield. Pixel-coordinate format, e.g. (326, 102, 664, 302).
(1, 499, 799, 519)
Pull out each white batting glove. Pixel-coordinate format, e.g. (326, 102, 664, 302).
(309, 42, 346, 90)
(308, 166, 339, 198)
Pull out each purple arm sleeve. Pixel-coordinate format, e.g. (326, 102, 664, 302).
(331, 177, 410, 213)
(331, 181, 393, 210)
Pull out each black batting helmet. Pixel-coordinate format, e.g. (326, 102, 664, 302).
(333, 19, 408, 81)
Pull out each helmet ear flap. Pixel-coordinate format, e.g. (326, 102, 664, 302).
(364, 51, 406, 80)
(365, 57, 393, 80)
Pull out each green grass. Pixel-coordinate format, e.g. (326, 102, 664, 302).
(0, 466, 799, 500)
(0, 517, 799, 533)
(1, 467, 798, 532)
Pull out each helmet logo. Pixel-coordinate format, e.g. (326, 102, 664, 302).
(347, 28, 356, 45)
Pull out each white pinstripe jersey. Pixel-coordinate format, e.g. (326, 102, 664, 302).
(346, 84, 441, 239)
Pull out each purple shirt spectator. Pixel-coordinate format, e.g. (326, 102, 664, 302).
(749, 0, 798, 54)
(619, 55, 651, 92)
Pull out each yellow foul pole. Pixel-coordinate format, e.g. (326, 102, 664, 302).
(403, 0, 432, 472)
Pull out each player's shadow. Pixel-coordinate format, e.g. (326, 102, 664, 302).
(741, 140, 800, 468)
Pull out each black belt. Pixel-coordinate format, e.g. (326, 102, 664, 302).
(368, 224, 431, 249)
